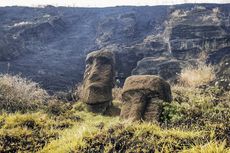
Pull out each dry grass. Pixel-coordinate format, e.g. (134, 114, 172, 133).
(73, 83, 83, 101)
(112, 87, 122, 101)
(0, 74, 49, 112)
(182, 141, 230, 153)
(0, 73, 229, 152)
(40, 110, 120, 153)
(0, 81, 229, 152)
(179, 63, 216, 87)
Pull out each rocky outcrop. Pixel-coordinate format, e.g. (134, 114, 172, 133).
(0, 33, 26, 60)
(215, 55, 230, 90)
(168, 7, 230, 61)
(120, 75, 172, 122)
(126, 6, 230, 83)
(82, 50, 115, 113)
(132, 57, 181, 81)
(132, 57, 200, 82)
(19, 16, 66, 42)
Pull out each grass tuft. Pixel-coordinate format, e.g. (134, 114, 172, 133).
(179, 63, 216, 87)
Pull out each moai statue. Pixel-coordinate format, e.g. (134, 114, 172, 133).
(82, 50, 115, 113)
(120, 75, 172, 122)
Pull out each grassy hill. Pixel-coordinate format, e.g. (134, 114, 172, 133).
(0, 72, 229, 153)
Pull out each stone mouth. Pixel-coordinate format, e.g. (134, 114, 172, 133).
(86, 100, 111, 106)
(87, 83, 107, 89)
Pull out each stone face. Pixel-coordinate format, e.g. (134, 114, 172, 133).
(82, 50, 115, 113)
(120, 75, 172, 122)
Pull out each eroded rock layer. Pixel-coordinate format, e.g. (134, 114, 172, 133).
(0, 4, 229, 91)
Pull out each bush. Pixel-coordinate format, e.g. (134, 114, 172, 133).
(0, 74, 49, 112)
(77, 123, 210, 153)
(0, 112, 58, 152)
(73, 83, 83, 101)
(182, 141, 230, 153)
(112, 87, 122, 101)
(46, 100, 73, 116)
(179, 63, 216, 87)
(0, 111, 81, 153)
(160, 85, 230, 145)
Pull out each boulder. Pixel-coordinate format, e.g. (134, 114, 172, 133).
(120, 75, 172, 122)
(132, 57, 201, 83)
(82, 50, 115, 113)
(132, 57, 182, 82)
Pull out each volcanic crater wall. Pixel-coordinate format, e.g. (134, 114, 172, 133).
(0, 4, 229, 91)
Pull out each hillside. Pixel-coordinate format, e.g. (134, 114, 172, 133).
(0, 74, 229, 152)
(0, 4, 230, 152)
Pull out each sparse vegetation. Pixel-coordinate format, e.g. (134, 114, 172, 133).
(0, 74, 229, 152)
(77, 123, 209, 153)
(73, 83, 83, 101)
(179, 63, 216, 87)
(112, 87, 122, 101)
(182, 141, 230, 153)
(0, 74, 49, 112)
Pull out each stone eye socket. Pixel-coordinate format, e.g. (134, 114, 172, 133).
(86, 57, 93, 65)
(99, 57, 110, 65)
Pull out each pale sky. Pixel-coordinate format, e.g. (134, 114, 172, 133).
(0, 0, 229, 7)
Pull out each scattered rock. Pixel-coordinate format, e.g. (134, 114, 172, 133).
(215, 55, 230, 90)
(82, 50, 115, 113)
(120, 75, 172, 122)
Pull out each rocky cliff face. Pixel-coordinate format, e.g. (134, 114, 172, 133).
(0, 4, 229, 91)
(131, 5, 230, 83)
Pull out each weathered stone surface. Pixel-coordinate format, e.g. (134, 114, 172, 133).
(82, 50, 115, 113)
(132, 57, 200, 83)
(120, 75, 172, 122)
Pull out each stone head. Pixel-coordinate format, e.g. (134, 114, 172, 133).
(120, 75, 172, 121)
(82, 50, 115, 106)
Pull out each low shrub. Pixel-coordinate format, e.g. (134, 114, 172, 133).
(161, 85, 230, 145)
(76, 123, 210, 153)
(45, 99, 73, 116)
(73, 83, 83, 101)
(182, 141, 230, 153)
(0, 109, 83, 153)
(112, 87, 122, 101)
(0, 74, 49, 112)
(0, 113, 58, 152)
(179, 63, 216, 87)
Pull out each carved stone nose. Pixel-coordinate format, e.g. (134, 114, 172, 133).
(89, 72, 101, 82)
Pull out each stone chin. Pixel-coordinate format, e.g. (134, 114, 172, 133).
(84, 84, 112, 104)
(86, 81, 108, 89)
